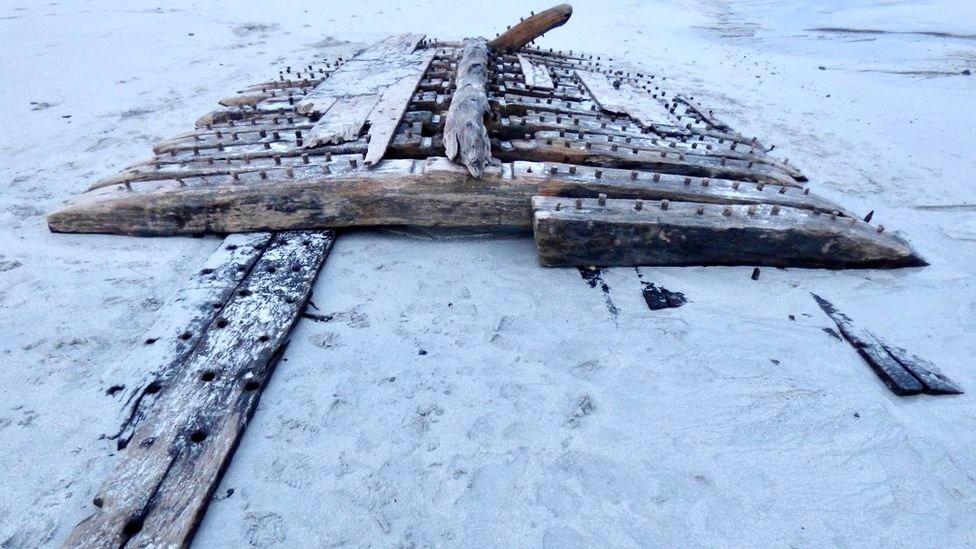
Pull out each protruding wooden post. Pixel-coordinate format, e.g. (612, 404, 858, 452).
(444, 38, 492, 178)
(489, 4, 573, 53)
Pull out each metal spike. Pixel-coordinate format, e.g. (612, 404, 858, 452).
(598, 193, 607, 206)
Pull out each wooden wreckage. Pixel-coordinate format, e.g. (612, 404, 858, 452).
(48, 5, 960, 549)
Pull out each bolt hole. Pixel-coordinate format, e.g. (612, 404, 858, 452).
(244, 380, 260, 391)
(216, 318, 229, 328)
(238, 289, 252, 297)
(200, 268, 214, 275)
(179, 331, 193, 340)
(291, 265, 300, 272)
(93, 497, 103, 508)
(258, 334, 270, 342)
(122, 517, 144, 537)
(144, 338, 157, 345)
(189, 430, 207, 443)
(267, 266, 277, 274)
(144, 382, 162, 395)
(200, 371, 216, 382)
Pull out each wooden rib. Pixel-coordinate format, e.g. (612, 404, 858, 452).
(499, 138, 802, 186)
(363, 50, 436, 165)
(65, 231, 334, 548)
(444, 38, 492, 177)
(517, 54, 555, 89)
(489, 4, 573, 52)
(532, 196, 925, 269)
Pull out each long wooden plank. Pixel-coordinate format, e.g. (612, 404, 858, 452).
(305, 94, 379, 146)
(532, 196, 925, 269)
(813, 294, 963, 395)
(444, 38, 492, 177)
(107, 233, 274, 449)
(49, 155, 881, 237)
(517, 54, 555, 89)
(576, 70, 685, 131)
(66, 231, 335, 548)
(363, 50, 437, 166)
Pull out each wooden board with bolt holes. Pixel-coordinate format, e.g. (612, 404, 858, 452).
(65, 230, 335, 548)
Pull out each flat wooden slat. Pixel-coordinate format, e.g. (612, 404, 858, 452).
(532, 196, 925, 269)
(363, 50, 437, 165)
(65, 231, 335, 548)
(517, 54, 555, 89)
(575, 69, 685, 131)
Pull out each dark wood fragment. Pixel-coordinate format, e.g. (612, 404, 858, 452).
(65, 231, 335, 548)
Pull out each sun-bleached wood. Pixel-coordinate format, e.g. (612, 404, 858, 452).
(517, 54, 555, 89)
(576, 70, 682, 129)
(489, 4, 573, 53)
(444, 38, 492, 177)
(364, 50, 437, 165)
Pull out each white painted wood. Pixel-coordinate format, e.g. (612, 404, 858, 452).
(517, 54, 554, 89)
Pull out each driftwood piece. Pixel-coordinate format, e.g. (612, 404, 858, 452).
(49, 156, 881, 240)
(532, 196, 926, 269)
(65, 231, 334, 548)
(517, 54, 555, 89)
(444, 38, 492, 177)
(108, 233, 274, 449)
(812, 294, 962, 395)
(576, 70, 683, 130)
(489, 4, 573, 53)
(364, 50, 437, 166)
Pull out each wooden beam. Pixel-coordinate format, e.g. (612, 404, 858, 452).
(49, 156, 864, 236)
(532, 196, 926, 269)
(65, 231, 335, 548)
(489, 4, 573, 53)
(444, 38, 492, 177)
(813, 294, 962, 395)
(517, 54, 555, 89)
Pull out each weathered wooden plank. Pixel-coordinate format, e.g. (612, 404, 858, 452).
(444, 38, 492, 177)
(499, 138, 801, 186)
(49, 156, 867, 237)
(488, 4, 573, 52)
(65, 231, 334, 548)
(305, 94, 378, 146)
(532, 196, 926, 269)
(107, 233, 274, 450)
(517, 54, 555, 89)
(295, 34, 425, 117)
(813, 294, 963, 395)
(363, 50, 437, 166)
(576, 70, 684, 131)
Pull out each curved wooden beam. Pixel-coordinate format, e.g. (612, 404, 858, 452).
(489, 4, 573, 53)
